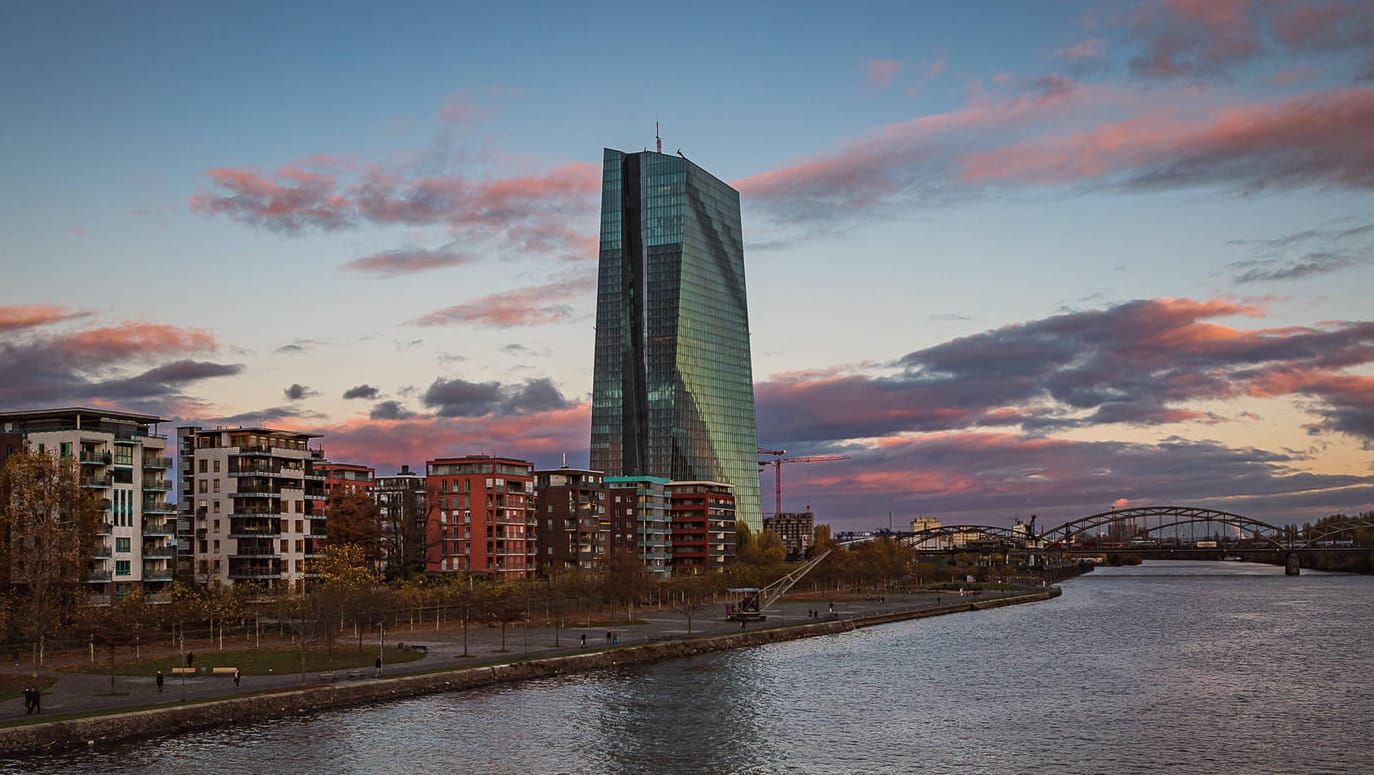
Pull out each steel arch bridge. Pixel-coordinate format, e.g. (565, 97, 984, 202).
(1039, 506, 1288, 549)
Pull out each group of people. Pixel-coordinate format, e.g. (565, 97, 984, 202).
(21, 685, 41, 714)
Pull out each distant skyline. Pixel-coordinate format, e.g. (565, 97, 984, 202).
(2, 0, 1372, 528)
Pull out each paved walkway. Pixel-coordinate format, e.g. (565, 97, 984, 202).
(2, 590, 1009, 724)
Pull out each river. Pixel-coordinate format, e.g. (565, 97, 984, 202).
(9, 561, 1374, 774)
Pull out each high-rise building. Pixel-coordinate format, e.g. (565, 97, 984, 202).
(590, 148, 762, 530)
(1, 407, 173, 601)
(764, 510, 814, 560)
(374, 465, 426, 577)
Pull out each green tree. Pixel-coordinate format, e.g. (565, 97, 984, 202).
(0, 450, 102, 669)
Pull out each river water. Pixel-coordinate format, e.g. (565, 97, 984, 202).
(10, 561, 1374, 774)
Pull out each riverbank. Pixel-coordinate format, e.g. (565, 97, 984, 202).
(0, 587, 1060, 756)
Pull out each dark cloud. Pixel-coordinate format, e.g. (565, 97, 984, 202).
(283, 384, 319, 401)
(1229, 220, 1372, 283)
(343, 384, 380, 400)
(1128, 0, 1262, 81)
(276, 339, 322, 354)
(422, 376, 570, 418)
(369, 400, 415, 420)
(203, 406, 320, 426)
(1232, 251, 1362, 283)
(340, 247, 474, 277)
(757, 298, 1374, 446)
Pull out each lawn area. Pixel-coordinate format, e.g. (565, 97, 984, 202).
(71, 645, 423, 677)
(0, 673, 55, 698)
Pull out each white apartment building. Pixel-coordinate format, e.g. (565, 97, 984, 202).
(177, 426, 325, 591)
(0, 407, 174, 602)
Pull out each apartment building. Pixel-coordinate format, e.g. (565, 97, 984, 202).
(425, 455, 536, 577)
(763, 510, 814, 560)
(533, 465, 608, 572)
(668, 481, 737, 573)
(177, 426, 325, 591)
(0, 407, 174, 601)
(605, 476, 670, 579)
(374, 465, 426, 577)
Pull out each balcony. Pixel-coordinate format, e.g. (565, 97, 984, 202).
(86, 571, 112, 583)
(142, 501, 175, 514)
(229, 564, 282, 580)
(91, 546, 112, 559)
(80, 451, 112, 466)
(142, 546, 175, 559)
(96, 520, 113, 534)
(142, 519, 175, 536)
(80, 474, 113, 489)
(142, 480, 172, 492)
(141, 568, 174, 582)
(142, 455, 173, 469)
(233, 487, 282, 499)
(228, 527, 282, 538)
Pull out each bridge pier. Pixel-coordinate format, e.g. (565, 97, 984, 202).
(1285, 551, 1301, 576)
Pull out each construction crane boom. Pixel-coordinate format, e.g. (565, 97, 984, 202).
(757, 454, 849, 516)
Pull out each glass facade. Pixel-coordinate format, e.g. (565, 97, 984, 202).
(590, 148, 762, 531)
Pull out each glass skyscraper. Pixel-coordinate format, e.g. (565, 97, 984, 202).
(590, 148, 762, 531)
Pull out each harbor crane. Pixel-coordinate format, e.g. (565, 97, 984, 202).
(757, 452, 850, 516)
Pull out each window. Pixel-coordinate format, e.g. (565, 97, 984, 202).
(295, 539, 303, 552)
(213, 500, 220, 513)
(296, 520, 304, 534)
(213, 519, 220, 533)
(115, 560, 130, 576)
(116, 537, 131, 552)
(198, 479, 207, 494)
(213, 540, 220, 553)
(212, 479, 220, 493)
(199, 459, 208, 473)
(213, 459, 220, 473)
(281, 539, 289, 552)
(60, 442, 72, 458)
(296, 500, 304, 513)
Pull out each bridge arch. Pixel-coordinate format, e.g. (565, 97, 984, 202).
(840, 525, 1030, 551)
(1041, 506, 1287, 549)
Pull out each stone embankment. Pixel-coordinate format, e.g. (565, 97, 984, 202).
(0, 588, 1059, 756)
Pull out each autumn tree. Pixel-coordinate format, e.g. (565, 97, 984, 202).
(325, 489, 384, 567)
(601, 549, 652, 623)
(0, 450, 102, 668)
(667, 573, 722, 634)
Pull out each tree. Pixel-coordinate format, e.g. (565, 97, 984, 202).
(325, 490, 384, 567)
(601, 549, 651, 623)
(668, 573, 721, 634)
(0, 450, 102, 669)
(306, 543, 381, 658)
(380, 484, 429, 580)
(808, 524, 833, 558)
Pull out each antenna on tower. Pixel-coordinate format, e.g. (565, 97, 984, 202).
(656, 121, 662, 154)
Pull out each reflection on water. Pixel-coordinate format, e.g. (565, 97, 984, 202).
(8, 561, 1373, 774)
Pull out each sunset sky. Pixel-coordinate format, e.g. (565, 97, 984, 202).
(3, 0, 1372, 530)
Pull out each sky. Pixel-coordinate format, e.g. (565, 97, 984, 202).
(2, 0, 1372, 531)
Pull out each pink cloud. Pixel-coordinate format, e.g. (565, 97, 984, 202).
(58, 323, 217, 361)
(1056, 38, 1107, 60)
(411, 275, 595, 328)
(1271, 66, 1319, 86)
(340, 248, 475, 277)
(866, 58, 902, 87)
(0, 304, 93, 333)
(1128, 0, 1262, 79)
(960, 86, 1374, 190)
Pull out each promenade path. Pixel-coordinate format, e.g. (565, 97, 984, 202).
(1, 589, 1006, 725)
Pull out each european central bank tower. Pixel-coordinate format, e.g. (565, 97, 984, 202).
(590, 148, 762, 531)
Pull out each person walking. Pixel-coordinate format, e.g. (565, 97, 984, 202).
(30, 687, 40, 714)
(374, 657, 382, 678)
(156, 670, 164, 693)
(580, 633, 586, 647)
(233, 668, 241, 687)
(22, 687, 33, 714)
(186, 651, 194, 669)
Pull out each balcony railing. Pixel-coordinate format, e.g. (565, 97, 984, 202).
(142, 480, 172, 491)
(228, 528, 282, 538)
(142, 547, 175, 559)
(86, 571, 112, 582)
(142, 456, 173, 469)
(142, 519, 175, 536)
(80, 451, 113, 465)
(142, 569, 174, 582)
(80, 474, 113, 488)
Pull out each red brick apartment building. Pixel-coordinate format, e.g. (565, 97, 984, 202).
(425, 455, 536, 577)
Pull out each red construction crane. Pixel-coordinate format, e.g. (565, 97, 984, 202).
(757, 454, 849, 516)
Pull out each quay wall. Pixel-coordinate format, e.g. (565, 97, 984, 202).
(0, 588, 1060, 756)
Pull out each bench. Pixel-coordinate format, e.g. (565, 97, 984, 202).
(318, 671, 337, 683)
(347, 669, 366, 680)
(211, 667, 238, 676)
(171, 667, 196, 676)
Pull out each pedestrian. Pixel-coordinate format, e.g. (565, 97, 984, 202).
(186, 651, 194, 669)
(233, 668, 241, 687)
(580, 633, 586, 647)
(22, 687, 33, 714)
(740, 619, 746, 629)
(156, 670, 164, 692)
(375, 657, 382, 678)
(30, 687, 40, 714)
(605, 630, 612, 644)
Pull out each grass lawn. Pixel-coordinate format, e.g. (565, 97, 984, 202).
(0, 673, 55, 698)
(72, 645, 424, 677)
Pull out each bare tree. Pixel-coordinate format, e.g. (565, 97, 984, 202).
(669, 573, 721, 634)
(0, 450, 101, 670)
